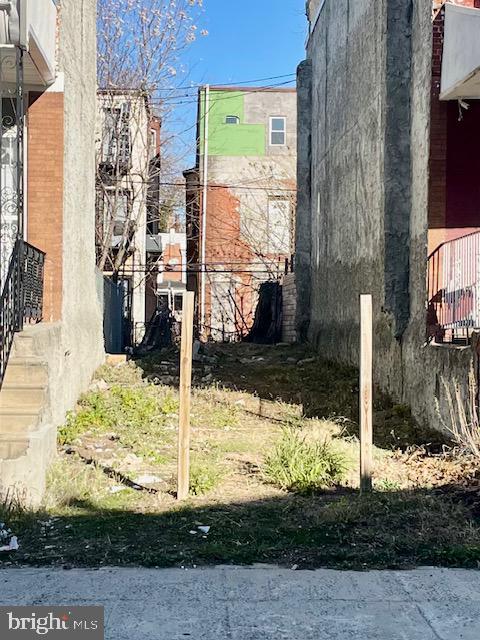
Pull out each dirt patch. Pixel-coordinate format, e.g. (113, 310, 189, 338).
(1, 344, 479, 570)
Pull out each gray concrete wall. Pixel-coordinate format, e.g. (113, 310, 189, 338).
(305, 0, 389, 371)
(298, 0, 474, 432)
(57, 0, 104, 411)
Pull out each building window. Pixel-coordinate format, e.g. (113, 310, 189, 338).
(101, 102, 131, 165)
(174, 294, 183, 312)
(97, 189, 131, 245)
(267, 197, 291, 254)
(150, 128, 158, 156)
(269, 117, 286, 145)
(225, 115, 240, 125)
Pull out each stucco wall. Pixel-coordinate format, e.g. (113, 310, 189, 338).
(57, 0, 104, 410)
(306, 0, 389, 368)
(299, 0, 474, 432)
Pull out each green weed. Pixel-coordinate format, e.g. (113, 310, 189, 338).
(264, 427, 348, 494)
(59, 393, 114, 444)
(189, 461, 223, 496)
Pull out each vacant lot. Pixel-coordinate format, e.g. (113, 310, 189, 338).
(2, 344, 480, 569)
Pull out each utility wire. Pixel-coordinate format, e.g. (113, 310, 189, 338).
(161, 80, 297, 140)
(151, 80, 296, 107)
(106, 180, 297, 192)
(153, 73, 296, 93)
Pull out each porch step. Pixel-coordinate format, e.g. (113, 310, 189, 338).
(11, 333, 36, 358)
(0, 408, 42, 434)
(3, 357, 48, 385)
(0, 434, 30, 460)
(0, 382, 47, 411)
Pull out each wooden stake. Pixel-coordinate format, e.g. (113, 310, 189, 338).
(360, 294, 373, 493)
(177, 291, 195, 500)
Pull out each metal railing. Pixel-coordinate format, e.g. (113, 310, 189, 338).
(0, 239, 45, 387)
(427, 230, 480, 344)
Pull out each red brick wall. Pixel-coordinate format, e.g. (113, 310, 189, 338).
(204, 187, 254, 334)
(433, 0, 480, 10)
(428, 8, 448, 252)
(428, 1, 480, 254)
(27, 92, 64, 322)
(163, 242, 184, 282)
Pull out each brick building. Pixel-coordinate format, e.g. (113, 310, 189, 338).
(146, 227, 187, 322)
(428, 0, 480, 254)
(0, 0, 104, 502)
(185, 86, 297, 341)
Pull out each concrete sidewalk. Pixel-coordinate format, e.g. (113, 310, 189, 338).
(1, 566, 479, 639)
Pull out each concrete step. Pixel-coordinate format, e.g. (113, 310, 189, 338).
(0, 408, 41, 434)
(0, 383, 47, 411)
(11, 333, 36, 358)
(3, 357, 48, 385)
(0, 434, 30, 460)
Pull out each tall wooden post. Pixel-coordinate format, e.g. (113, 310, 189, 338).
(177, 291, 195, 500)
(360, 294, 373, 493)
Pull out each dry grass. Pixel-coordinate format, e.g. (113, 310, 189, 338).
(440, 367, 480, 458)
(1, 345, 479, 569)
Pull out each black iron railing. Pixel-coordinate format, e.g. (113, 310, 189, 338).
(0, 239, 45, 387)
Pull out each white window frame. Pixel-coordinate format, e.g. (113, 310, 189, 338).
(150, 128, 157, 155)
(225, 115, 240, 125)
(269, 116, 286, 146)
(266, 196, 292, 254)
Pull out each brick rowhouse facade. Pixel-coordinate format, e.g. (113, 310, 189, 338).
(185, 87, 297, 341)
(27, 91, 65, 322)
(428, 0, 480, 254)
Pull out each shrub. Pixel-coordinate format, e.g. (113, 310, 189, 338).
(439, 368, 480, 457)
(263, 428, 347, 494)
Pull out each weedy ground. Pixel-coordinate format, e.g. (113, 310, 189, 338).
(1, 343, 480, 569)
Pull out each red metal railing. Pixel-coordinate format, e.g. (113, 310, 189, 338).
(427, 231, 480, 344)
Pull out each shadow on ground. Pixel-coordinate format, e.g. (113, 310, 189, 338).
(136, 343, 448, 452)
(2, 485, 480, 570)
(4, 343, 474, 571)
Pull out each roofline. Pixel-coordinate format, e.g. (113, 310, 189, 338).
(97, 88, 161, 118)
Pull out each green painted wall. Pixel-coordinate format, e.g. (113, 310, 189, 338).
(200, 90, 266, 157)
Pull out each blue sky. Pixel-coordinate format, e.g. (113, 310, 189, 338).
(165, 0, 307, 169)
(187, 0, 307, 86)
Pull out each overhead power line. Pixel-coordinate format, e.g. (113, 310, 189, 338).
(153, 73, 296, 93)
(151, 79, 297, 107)
(161, 80, 297, 139)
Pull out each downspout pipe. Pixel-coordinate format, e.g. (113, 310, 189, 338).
(200, 84, 209, 335)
